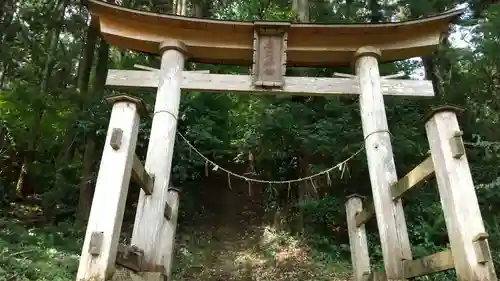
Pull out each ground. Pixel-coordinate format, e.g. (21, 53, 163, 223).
(0, 180, 351, 281)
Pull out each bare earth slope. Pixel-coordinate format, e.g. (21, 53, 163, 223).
(172, 179, 351, 281)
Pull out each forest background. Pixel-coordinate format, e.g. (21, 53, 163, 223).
(1, 0, 500, 280)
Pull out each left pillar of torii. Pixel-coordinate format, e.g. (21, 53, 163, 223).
(130, 40, 186, 279)
(76, 94, 147, 281)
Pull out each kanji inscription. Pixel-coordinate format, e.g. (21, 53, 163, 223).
(252, 22, 289, 88)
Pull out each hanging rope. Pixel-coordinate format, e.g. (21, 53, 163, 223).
(176, 131, 364, 184)
(156, 108, 366, 185)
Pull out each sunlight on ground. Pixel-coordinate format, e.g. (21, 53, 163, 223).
(173, 225, 351, 281)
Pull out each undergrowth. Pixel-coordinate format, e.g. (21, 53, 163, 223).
(0, 217, 82, 281)
(0, 215, 352, 281)
(173, 225, 351, 281)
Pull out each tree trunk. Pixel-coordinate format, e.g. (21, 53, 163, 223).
(290, 0, 310, 235)
(0, 0, 15, 89)
(174, 0, 187, 15)
(76, 38, 110, 223)
(76, 137, 96, 225)
(78, 27, 98, 97)
(368, 0, 383, 22)
(16, 0, 70, 197)
(192, 0, 210, 18)
(57, 26, 98, 166)
(422, 31, 451, 100)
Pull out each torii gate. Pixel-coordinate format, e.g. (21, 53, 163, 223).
(76, 2, 496, 281)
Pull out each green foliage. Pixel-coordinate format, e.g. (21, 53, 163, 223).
(0, 217, 82, 281)
(2, 0, 500, 280)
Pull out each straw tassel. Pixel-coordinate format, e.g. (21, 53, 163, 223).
(310, 178, 317, 193)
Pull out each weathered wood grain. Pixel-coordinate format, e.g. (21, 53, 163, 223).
(76, 100, 141, 281)
(390, 156, 435, 200)
(403, 249, 454, 278)
(116, 244, 145, 272)
(131, 44, 185, 274)
(87, 0, 462, 67)
(354, 200, 375, 227)
(425, 106, 498, 281)
(356, 46, 412, 280)
(346, 195, 371, 281)
(131, 154, 154, 195)
(252, 22, 288, 88)
(106, 70, 435, 97)
(156, 188, 180, 279)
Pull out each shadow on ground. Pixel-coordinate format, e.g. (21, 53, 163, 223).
(172, 177, 351, 281)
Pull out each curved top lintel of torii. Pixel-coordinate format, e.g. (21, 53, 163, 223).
(84, 0, 463, 67)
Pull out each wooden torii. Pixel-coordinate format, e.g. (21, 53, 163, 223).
(76, 1, 494, 281)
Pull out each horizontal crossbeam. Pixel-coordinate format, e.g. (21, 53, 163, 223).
(131, 154, 154, 195)
(106, 70, 434, 97)
(403, 249, 454, 278)
(355, 201, 375, 227)
(391, 156, 435, 200)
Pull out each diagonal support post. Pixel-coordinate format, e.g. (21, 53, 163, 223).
(424, 105, 498, 281)
(76, 94, 147, 281)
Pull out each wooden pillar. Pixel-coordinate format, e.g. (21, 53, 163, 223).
(76, 94, 147, 281)
(354, 46, 412, 280)
(157, 187, 180, 278)
(424, 106, 497, 281)
(131, 40, 187, 273)
(345, 195, 371, 281)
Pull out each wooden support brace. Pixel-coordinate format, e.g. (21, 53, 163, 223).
(131, 154, 154, 195)
(116, 244, 145, 272)
(346, 195, 371, 281)
(424, 105, 498, 281)
(403, 249, 454, 278)
(390, 156, 435, 200)
(76, 94, 146, 281)
(354, 200, 375, 227)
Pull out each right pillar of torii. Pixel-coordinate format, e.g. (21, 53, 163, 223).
(130, 40, 185, 278)
(354, 46, 413, 280)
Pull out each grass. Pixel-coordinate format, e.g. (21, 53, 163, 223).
(0, 216, 82, 281)
(0, 214, 352, 281)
